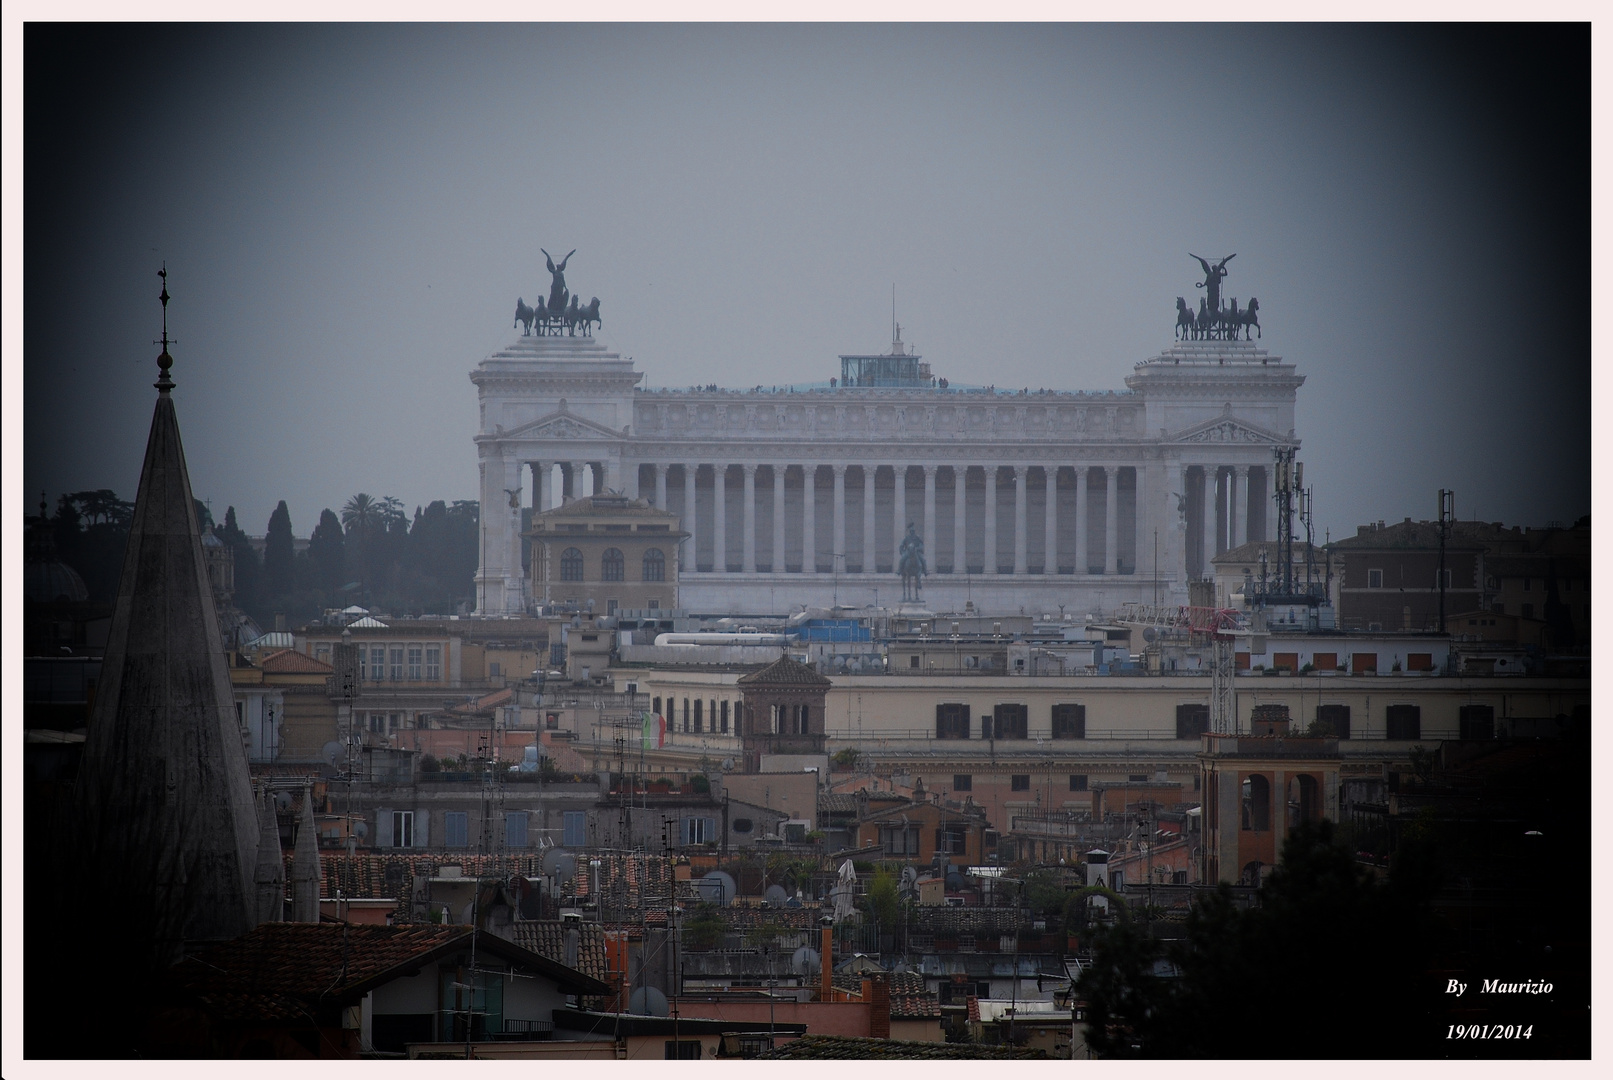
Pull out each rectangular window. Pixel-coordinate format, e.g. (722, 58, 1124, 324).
(1010, 774, 1030, 792)
(720, 700, 729, 734)
(1386, 704, 1421, 740)
(407, 645, 423, 680)
(694, 699, 703, 733)
(1051, 703, 1086, 739)
(489, 661, 502, 678)
(953, 774, 972, 792)
(1070, 774, 1088, 792)
(1367, 569, 1384, 588)
(936, 825, 968, 855)
(369, 713, 384, 733)
(1176, 703, 1210, 740)
(1407, 653, 1433, 672)
(993, 704, 1028, 739)
(390, 646, 404, 681)
(1316, 704, 1351, 740)
(390, 713, 402, 731)
(425, 645, 442, 681)
(1272, 652, 1299, 672)
(665, 1041, 702, 1060)
(652, 696, 662, 717)
(444, 811, 469, 848)
(1440, 568, 1453, 589)
(562, 811, 587, 848)
(881, 825, 921, 855)
(1351, 653, 1378, 673)
(684, 817, 716, 845)
(315, 644, 331, 664)
(370, 646, 386, 680)
(935, 703, 970, 740)
(909, 654, 920, 668)
(505, 812, 528, 848)
(1235, 651, 1251, 670)
(1459, 704, 1495, 741)
(392, 810, 414, 848)
(1312, 652, 1338, 671)
(1521, 603, 1535, 619)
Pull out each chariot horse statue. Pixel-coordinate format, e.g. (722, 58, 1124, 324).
(542, 248, 575, 315)
(898, 523, 927, 602)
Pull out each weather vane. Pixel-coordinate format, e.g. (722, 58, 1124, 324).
(154, 265, 176, 392)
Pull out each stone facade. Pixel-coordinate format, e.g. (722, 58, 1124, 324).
(472, 334, 1304, 616)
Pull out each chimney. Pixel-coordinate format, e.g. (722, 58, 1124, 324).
(866, 972, 891, 1039)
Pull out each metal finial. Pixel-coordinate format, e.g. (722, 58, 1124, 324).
(155, 264, 174, 392)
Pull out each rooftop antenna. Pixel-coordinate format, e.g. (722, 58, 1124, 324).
(154, 265, 175, 392)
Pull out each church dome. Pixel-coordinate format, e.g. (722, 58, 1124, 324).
(26, 558, 89, 603)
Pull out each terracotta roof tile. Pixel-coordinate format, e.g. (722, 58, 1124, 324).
(736, 654, 832, 687)
(510, 921, 611, 984)
(259, 648, 335, 674)
(168, 924, 468, 1020)
(758, 1034, 1043, 1059)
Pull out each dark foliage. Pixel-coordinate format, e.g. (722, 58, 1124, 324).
(1079, 820, 1442, 1058)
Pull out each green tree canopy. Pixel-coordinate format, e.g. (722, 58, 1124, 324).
(263, 500, 295, 600)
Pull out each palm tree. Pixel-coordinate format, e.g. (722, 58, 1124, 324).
(341, 493, 381, 534)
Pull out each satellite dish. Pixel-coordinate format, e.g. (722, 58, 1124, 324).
(274, 790, 294, 812)
(763, 884, 789, 908)
(628, 986, 669, 1017)
(790, 946, 821, 975)
(1142, 626, 1158, 643)
(354, 820, 369, 839)
(722, 758, 736, 772)
(697, 871, 736, 906)
(542, 849, 577, 880)
(321, 741, 343, 768)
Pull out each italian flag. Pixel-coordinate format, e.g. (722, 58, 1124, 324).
(642, 711, 666, 750)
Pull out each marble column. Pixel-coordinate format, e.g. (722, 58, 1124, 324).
(713, 463, 728, 573)
(1235, 466, 1251, 549)
(984, 467, 998, 573)
(1202, 467, 1217, 580)
(624, 461, 639, 500)
(892, 466, 907, 571)
(569, 461, 588, 502)
(1044, 466, 1058, 575)
(953, 466, 967, 573)
(1105, 466, 1119, 574)
(862, 466, 877, 573)
(531, 461, 546, 517)
(923, 465, 937, 569)
(772, 465, 786, 573)
(803, 465, 817, 573)
(1133, 463, 1148, 577)
(653, 463, 667, 510)
(683, 464, 698, 574)
(1013, 465, 1028, 575)
(832, 464, 848, 573)
(1075, 467, 1089, 574)
(742, 464, 757, 573)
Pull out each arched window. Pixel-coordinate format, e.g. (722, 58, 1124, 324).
(601, 547, 625, 582)
(560, 547, 584, 581)
(1241, 774, 1271, 832)
(643, 548, 666, 582)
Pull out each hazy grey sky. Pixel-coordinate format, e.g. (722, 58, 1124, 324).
(21, 23, 1588, 542)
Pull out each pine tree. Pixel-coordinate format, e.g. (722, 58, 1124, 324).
(219, 506, 264, 620)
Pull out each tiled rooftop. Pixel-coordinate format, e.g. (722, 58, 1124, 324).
(168, 924, 469, 1020)
(758, 1034, 1045, 1059)
(510, 920, 611, 984)
(736, 654, 833, 687)
(258, 648, 335, 674)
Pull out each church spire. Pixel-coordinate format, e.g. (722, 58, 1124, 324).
(75, 269, 260, 965)
(155, 265, 174, 393)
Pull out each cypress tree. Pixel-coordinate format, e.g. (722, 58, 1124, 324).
(264, 500, 295, 600)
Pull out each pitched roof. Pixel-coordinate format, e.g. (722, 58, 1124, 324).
(1329, 519, 1485, 551)
(758, 1034, 1045, 1059)
(259, 648, 335, 674)
(166, 923, 610, 1022)
(736, 653, 833, 687)
(510, 920, 611, 984)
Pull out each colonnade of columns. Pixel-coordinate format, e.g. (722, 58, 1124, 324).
(632, 461, 1170, 577)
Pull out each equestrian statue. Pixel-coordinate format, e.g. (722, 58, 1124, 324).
(898, 523, 927, 602)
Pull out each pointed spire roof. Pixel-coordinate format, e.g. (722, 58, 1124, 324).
(291, 782, 323, 923)
(254, 785, 286, 926)
(75, 272, 260, 963)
